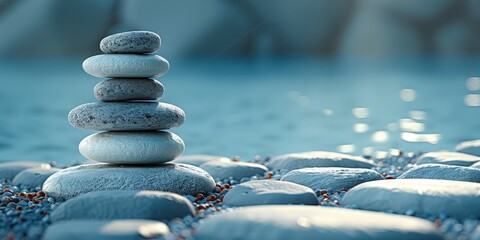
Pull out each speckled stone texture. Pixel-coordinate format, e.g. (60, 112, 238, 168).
(100, 31, 161, 54)
(94, 78, 164, 102)
(82, 54, 169, 78)
(195, 205, 443, 240)
(68, 102, 185, 131)
(79, 131, 184, 164)
(50, 190, 194, 222)
(342, 179, 480, 219)
(43, 163, 215, 199)
(223, 180, 319, 206)
(281, 167, 384, 192)
(398, 164, 480, 183)
(43, 219, 170, 240)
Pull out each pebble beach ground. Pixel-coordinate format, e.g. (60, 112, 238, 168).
(1, 151, 480, 240)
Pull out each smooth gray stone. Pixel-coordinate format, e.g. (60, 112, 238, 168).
(342, 179, 480, 219)
(94, 78, 164, 102)
(79, 131, 184, 164)
(12, 167, 60, 188)
(472, 225, 480, 240)
(267, 151, 375, 171)
(0, 161, 51, 180)
(199, 160, 268, 181)
(100, 31, 161, 54)
(50, 190, 194, 222)
(195, 205, 443, 240)
(172, 154, 231, 167)
(281, 167, 384, 192)
(68, 102, 185, 131)
(43, 219, 169, 240)
(456, 139, 480, 156)
(416, 151, 480, 166)
(82, 54, 169, 78)
(43, 163, 215, 199)
(223, 180, 318, 207)
(398, 164, 480, 183)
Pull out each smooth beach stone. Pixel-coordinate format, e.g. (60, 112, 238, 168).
(342, 179, 480, 219)
(0, 161, 51, 180)
(267, 151, 375, 171)
(12, 167, 60, 188)
(43, 219, 169, 240)
(416, 151, 480, 166)
(281, 167, 384, 192)
(82, 54, 169, 78)
(456, 139, 480, 156)
(68, 102, 185, 131)
(172, 154, 231, 167)
(100, 31, 161, 54)
(195, 205, 443, 240)
(223, 180, 318, 206)
(94, 78, 164, 102)
(472, 225, 480, 240)
(50, 190, 194, 222)
(398, 164, 480, 183)
(79, 131, 184, 164)
(43, 163, 215, 199)
(199, 160, 268, 181)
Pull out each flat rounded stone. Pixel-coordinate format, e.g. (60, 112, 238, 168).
(281, 167, 384, 192)
(0, 161, 51, 180)
(398, 164, 480, 183)
(100, 31, 161, 54)
(50, 190, 194, 222)
(267, 151, 375, 171)
(12, 167, 60, 189)
(223, 180, 318, 206)
(82, 54, 169, 78)
(195, 205, 443, 240)
(43, 219, 169, 240)
(94, 78, 164, 102)
(456, 139, 480, 156)
(342, 179, 480, 219)
(68, 102, 185, 131)
(199, 160, 268, 181)
(42, 163, 215, 199)
(172, 154, 231, 167)
(79, 131, 184, 164)
(416, 151, 480, 166)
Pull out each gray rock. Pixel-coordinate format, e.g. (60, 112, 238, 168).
(223, 180, 318, 206)
(398, 164, 480, 183)
(195, 205, 443, 240)
(50, 190, 194, 222)
(281, 167, 383, 192)
(12, 167, 60, 189)
(79, 131, 184, 164)
(199, 160, 268, 181)
(43, 219, 169, 240)
(342, 179, 480, 219)
(82, 54, 169, 78)
(94, 78, 164, 102)
(100, 31, 161, 54)
(172, 154, 231, 167)
(0, 161, 51, 180)
(68, 102, 185, 131)
(471, 225, 480, 240)
(43, 163, 215, 199)
(267, 151, 375, 172)
(416, 151, 480, 166)
(456, 139, 480, 156)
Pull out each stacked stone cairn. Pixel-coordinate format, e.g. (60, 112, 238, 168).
(43, 31, 215, 200)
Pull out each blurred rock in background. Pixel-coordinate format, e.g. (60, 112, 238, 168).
(1, 0, 480, 58)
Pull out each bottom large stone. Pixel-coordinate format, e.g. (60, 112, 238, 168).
(42, 163, 215, 199)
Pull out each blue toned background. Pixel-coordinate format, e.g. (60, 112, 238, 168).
(0, 0, 479, 164)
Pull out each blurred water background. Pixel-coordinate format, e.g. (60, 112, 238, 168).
(0, 0, 479, 164)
